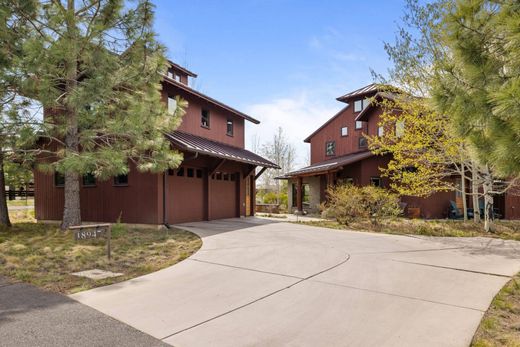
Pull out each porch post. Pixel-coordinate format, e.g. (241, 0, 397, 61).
(296, 176, 303, 212)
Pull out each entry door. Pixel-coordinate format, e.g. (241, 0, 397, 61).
(245, 176, 251, 216)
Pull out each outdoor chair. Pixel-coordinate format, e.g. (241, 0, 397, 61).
(448, 200, 474, 219)
(478, 200, 502, 219)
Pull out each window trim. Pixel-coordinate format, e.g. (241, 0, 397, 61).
(167, 96, 177, 115)
(340, 126, 348, 137)
(358, 136, 368, 148)
(355, 120, 363, 130)
(370, 176, 382, 187)
(354, 100, 363, 113)
(113, 174, 129, 187)
(325, 140, 336, 157)
(82, 173, 96, 187)
(201, 109, 210, 129)
(54, 172, 65, 188)
(226, 118, 234, 137)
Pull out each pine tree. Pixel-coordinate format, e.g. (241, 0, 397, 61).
(10, 0, 185, 228)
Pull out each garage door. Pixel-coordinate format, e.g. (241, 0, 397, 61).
(167, 167, 205, 223)
(210, 172, 238, 220)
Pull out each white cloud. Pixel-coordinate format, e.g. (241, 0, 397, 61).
(245, 92, 342, 168)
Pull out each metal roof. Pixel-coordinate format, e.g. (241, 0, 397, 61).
(168, 60, 197, 77)
(278, 151, 374, 178)
(336, 83, 382, 102)
(166, 131, 280, 169)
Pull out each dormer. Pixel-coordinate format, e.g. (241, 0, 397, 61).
(166, 61, 197, 86)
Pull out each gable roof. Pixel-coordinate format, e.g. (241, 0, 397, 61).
(162, 76, 260, 124)
(168, 60, 197, 77)
(166, 131, 279, 168)
(303, 105, 349, 143)
(336, 83, 381, 102)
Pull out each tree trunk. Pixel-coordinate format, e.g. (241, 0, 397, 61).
(0, 152, 12, 227)
(461, 162, 468, 221)
(482, 165, 495, 232)
(471, 162, 481, 223)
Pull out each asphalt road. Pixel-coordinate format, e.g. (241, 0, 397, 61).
(71, 218, 520, 347)
(0, 277, 167, 347)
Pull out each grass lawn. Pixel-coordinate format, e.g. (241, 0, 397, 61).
(6, 198, 34, 207)
(294, 218, 520, 241)
(0, 209, 202, 294)
(471, 272, 520, 347)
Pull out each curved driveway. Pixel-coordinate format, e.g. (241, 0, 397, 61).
(71, 218, 520, 346)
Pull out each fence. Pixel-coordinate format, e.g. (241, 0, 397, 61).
(4, 190, 34, 200)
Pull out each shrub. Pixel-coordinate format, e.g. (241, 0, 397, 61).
(321, 184, 402, 226)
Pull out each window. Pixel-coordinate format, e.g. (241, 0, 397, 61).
(114, 174, 128, 186)
(341, 126, 348, 137)
(82, 173, 96, 187)
(54, 172, 65, 187)
(370, 177, 382, 187)
(355, 121, 363, 130)
(176, 167, 184, 177)
(353, 98, 370, 112)
(359, 137, 368, 148)
(174, 73, 181, 82)
(378, 126, 384, 137)
(168, 97, 177, 115)
(345, 177, 354, 185)
(187, 168, 194, 178)
(230, 173, 236, 181)
(226, 119, 234, 136)
(216, 172, 222, 180)
(223, 173, 229, 181)
(395, 120, 405, 138)
(325, 141, 336, 156)
(201, 109, 210, 128)
(196, 169, 202, 178)
(291, 183, 310, 207)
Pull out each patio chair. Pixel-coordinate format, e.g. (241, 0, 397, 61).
(448, 200, 474, 219)
(478, 200, 502, 219)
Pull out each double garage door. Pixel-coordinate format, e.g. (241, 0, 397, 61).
(166, 167, 238, 224)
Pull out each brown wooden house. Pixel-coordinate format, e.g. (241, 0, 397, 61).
(281, 84, 520, 219)
(34, 62, 278, 226)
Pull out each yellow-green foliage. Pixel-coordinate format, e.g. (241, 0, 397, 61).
(321, 184, 402, 226)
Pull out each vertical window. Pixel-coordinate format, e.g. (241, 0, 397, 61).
(187, 168, 194, 178)
(378, 126, 384, 137)
(174, 74, 181, 82)
(395, 120, 405, 138)
(362, 98, 370, 109)
(358, 137, 368, 148)
(167, 71, 173, 79)
(196, 169, 202, 178)
(82, 173, 96, 187)
(370, 177, 382, 187)
(354, 100, 363, 112)
(227, 119, 234, 136)
(54, 172, 65, 187)
(201, 109, 210, 128)
(176, 167, 184, 177)
(341, 126, 348, 137)
(325, 141, 336, 156)
(114, 174, 129, 186)
(168, 97, 177, 115)
(355, 121, 363, 130)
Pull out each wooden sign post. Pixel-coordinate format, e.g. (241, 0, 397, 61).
(69, 224, 112, 260)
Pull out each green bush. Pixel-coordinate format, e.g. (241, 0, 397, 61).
(321, 184, 402, 226)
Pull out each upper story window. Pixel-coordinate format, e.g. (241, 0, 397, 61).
(355, 121, 363, 130)
(353, 98, 370, 113)
(341, 126, 348, 137)
(227, 119, 234, 136)
(114, 174, 128, 186)
(377, 126, 384, 137)
(82, 173, 96, 187)
(370, 177, 382, 187)
(201, 109, 210, 128)
(395, 120, 405, 138)
(167, 96, 177, 115)
(174, 73, 181, 82)
(54, 172, 65, 187)
(167, 71, 173, 79)
(359, 137, 368, 148)
(325, 141, 336, 156)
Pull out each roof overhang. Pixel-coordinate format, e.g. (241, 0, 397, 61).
(162, 76, 260, 124)
(166, 131, 279, 169)
(167, 60, 197, 77)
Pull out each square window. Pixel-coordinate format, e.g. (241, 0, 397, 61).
(168, 169, 175, 176)
(114, 174, 128, 186)
(187, 168, 194, 178)
(354, 100, 363, 112)
(167, 71, 173, 79)
(82, 173, 96, 186)
(341, 126, 348, 137)
(395, 120, 405, 138)
(378, 126, 384, 137)
(359, 137, 368, 148)
(201, 109, 210, 128)
(177, 167, 184, 177)
(226, 119, 234, 136)
(325, 141, 336, 156)
(370, 177, 382, 187)
(168, 97, 177, 115)
(54, 172, 65, 187)
(355, 121, 363, 130)
(196, 169, 202, 178)
(174, 74, 181, 82)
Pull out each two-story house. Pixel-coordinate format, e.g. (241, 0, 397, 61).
(34, 61, 278, 226)
(282, 83, 520, 219)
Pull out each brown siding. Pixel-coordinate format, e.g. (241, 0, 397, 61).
(162, 83, 245, 148)
(505, 192, 520, 219)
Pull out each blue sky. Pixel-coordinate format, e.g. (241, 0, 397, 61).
(153, 0, 406, 166)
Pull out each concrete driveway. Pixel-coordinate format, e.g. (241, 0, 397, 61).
(71, 218, 520, 347)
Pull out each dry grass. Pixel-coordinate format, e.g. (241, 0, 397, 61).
(295, 218, 520, 241)
(471, 272, 520, 347)
(6, 198, 34, 207)
(0, 209, 201, 294)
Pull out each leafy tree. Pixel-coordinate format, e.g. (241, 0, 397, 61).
(11, 0, 185, 228)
